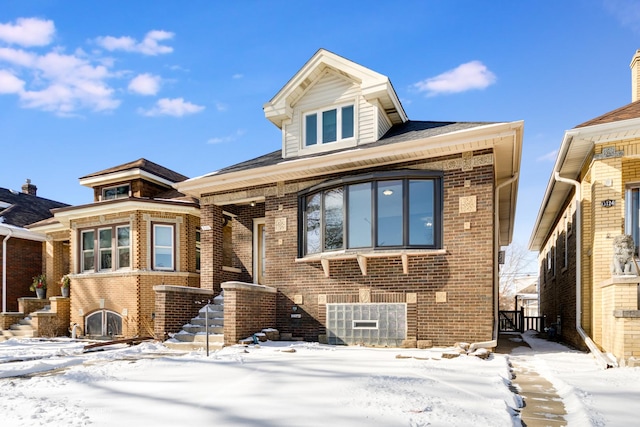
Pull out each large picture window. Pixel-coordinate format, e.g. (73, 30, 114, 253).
(153, 224, 174, 270)
(298, 171, 442, 257)
(81, 225, 130, 272)
(304, 104, 354, 147)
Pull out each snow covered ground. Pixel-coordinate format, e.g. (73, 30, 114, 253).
(0, 334, 638, 426)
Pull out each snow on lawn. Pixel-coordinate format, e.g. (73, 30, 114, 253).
(518, 331, 640, 426)
(3, 335, 640, 426)
(0, 339, 518, 427)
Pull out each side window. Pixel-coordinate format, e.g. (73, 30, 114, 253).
(102, 184, 130, 200)
(153, 224, 174, 270)
(222, 215, 233, 267)
(80, 225, 130, 272)
(304, 104, 355, 147)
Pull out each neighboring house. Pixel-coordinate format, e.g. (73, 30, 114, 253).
(529, 50, 640, 366)
(28, 159, 200, 338)
(176, 49, 523, 347)
(0, 180, 68, 312)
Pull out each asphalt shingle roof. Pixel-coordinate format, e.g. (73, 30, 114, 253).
(576, 100, 640, 128)
(80, 158, 189, 183)
(0, 187, 69, 227)
(210, 120, 494, 176)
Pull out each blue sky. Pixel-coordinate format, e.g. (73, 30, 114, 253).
(1, 1, 640, 273)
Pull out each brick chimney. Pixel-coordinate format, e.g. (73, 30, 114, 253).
(21, 179, 37, 196)
(631, 49, 640, 102)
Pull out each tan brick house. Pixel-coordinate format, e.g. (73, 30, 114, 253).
(176, 49, 523, 347)
(529, 50, 640, 367)
(29, 159, 200, 338)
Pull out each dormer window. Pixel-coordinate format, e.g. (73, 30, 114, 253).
(102, 184, 130, 200)
(304, 104, 354, 147)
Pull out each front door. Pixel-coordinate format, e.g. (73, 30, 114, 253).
(253, 218, 266, 284)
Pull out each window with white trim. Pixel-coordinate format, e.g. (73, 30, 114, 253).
(102, 184, 130, 200)
(195, 228, 201, 271)
(626, 187, 640, 255)
(81, 225, 131, 272)
(153, 224, 174, 270)
(304, 104, 354, 147)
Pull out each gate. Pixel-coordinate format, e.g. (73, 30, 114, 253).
(499, 308, 544, 333)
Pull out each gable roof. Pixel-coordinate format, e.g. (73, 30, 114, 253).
(79, 158, 189, 188)
(0, 186, 69, 227)
(263, 49, 407, 129)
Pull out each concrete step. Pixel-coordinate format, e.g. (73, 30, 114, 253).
(183, 325, 224, 334)
(190, 317, 224, 327)
(163, 340, 225, 351)
(173, 332, 224, 343)
(18, 318, 33, 326)
(2, 329, 34, 338)
(10, 324, 34, 331)
(198, 304, 224, 315)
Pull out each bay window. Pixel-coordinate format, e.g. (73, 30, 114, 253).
(299, 171, 442, 257)
(81, 225, 131, 272)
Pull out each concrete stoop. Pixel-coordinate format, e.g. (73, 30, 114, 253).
(164, 293, 225, 351)
(0, 306, 52, 342)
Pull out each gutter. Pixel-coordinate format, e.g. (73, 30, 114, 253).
(554, 172, 617, 368)
(1, 225, 13, 313)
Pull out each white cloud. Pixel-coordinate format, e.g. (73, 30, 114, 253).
(96, 30, 174, 56)
(413, 61, 497, 96)
(537, 149, 558, 162)
(0, 70, 25, 93)
(207, 129, 246, 144)
(215, 102, 228, 112)
(232, 73, 243, 79)
(0, 47, 37, 67)
(140, 97, 204, 117)
(128, 73, 161, 95)
(0, 17, 55, 47)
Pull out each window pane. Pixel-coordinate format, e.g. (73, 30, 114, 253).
(632, 189, 640, 255)
(223, 218, 233, 267)
(118, 248, 130, 268)
(82, 231, 94, 251)
(348, 183, 372, 248)
(155, 248, 172, 268)
(100, 250, 112, 270)
(322, 109, 337, 143)
(377, 181, 403, 246)
(155, 226, 172, 246)
(305, 193, 321, 254)
(409, 180, 434, 245)
(342, 105, 354, 139)
(196, 230, 201, 271)
(86, 312, 103, 336)
(106, 312, 122, 336)
(99, 229, 112, 248)
(117, 227, 130, 246)
(83, 252, 95, 271)
(324, 188, 344, 250)
(306, 114, 317, 146)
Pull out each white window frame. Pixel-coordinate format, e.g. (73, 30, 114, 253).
(303, 103, 355, 148)
(81, 225, 131, 273)
(102, 184, 130, 200)
(81, 230, 95, 272)
(153, 224, 175, 271)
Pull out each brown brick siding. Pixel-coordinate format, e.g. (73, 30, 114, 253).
(201, 151, 497, 346)
(154, 285, 213, 340)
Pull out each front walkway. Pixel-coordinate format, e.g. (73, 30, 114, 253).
(495, 333, 567, 426)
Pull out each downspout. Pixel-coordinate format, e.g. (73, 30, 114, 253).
(1, 225, 13, 313)
(554, 172, 617, 368)
(492, 174, 519, 345)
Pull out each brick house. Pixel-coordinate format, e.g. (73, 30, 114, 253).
(1, 180, 68, 312)
(176, 49, 524, 347)
(529, 50, 640, 366)
(28, 159, 200, 338)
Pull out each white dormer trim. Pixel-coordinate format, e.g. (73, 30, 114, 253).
(263, 49, 407, 130)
